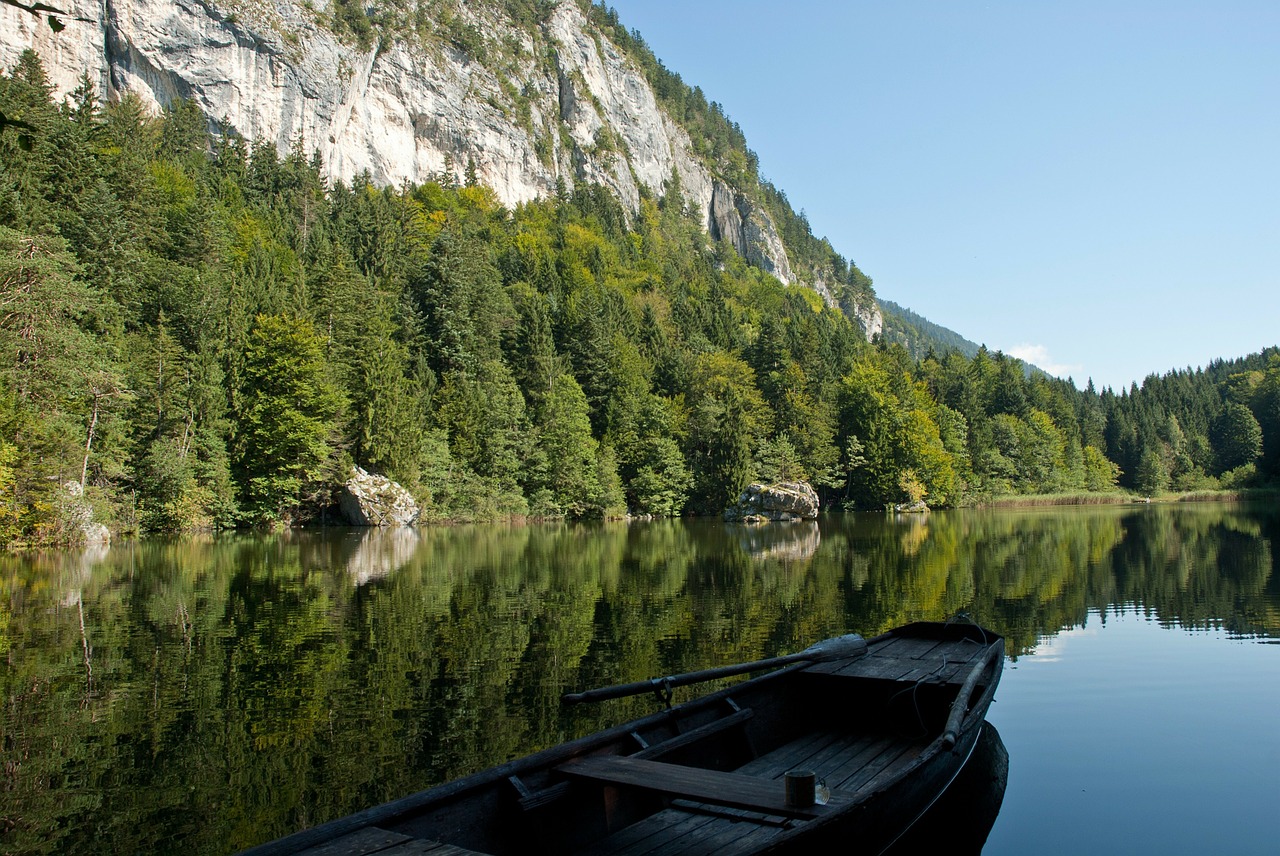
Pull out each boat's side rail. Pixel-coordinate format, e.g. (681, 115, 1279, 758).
(633, 706, 755, 760)
(940, 637, 1004, 750)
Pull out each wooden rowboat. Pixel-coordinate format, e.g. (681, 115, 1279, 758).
(242, 621, 1004, 856)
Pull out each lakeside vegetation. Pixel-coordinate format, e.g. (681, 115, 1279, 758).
(1, 52, 1278, 545)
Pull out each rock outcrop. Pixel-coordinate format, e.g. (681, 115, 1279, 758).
(0, 0, 882, 338)
(339, 465, 419, 526)
(58, 481, 110, 545)
(710, 179, 794, 284)
(845, 293, 884, 340)
(892, 500, 929, 514)
(724, 481, 820, 523)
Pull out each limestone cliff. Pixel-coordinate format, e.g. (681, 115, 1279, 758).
(0, 0, 881, 336)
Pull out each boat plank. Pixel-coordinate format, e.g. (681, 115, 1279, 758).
(777, 732, 864, 778)
(655, 812, 786, 856)
(929, 639, 984, 666)
(377, 841, 478, 855)
(620, 731, 891, 854)
(864, 636, 913, 657)
(579, 808, 718, 856)
(895, 661, 959, 683)
(559, 756, 847, 820)
(293, 827, 413, 856)
(836, 741, 926, 793)
(820, 735, 898, 787)
(737, 730, 845, 775)
(825, 655, 924, 680)
(877, 637, 940, 659)
(712, 824, 790, 856)
(823, 646, 976, 682)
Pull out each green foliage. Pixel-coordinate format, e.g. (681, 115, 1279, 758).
(1098, 348, 1280, 493)
(624, 434, 691, 517)
(1081, 444, 1121, 492)
(527, 373, 600, 517)
(332, 0, 375, 49)
(878, 299, 981, 360)
(3, 52, 1275, 544)
(1214, 402, 1263, 473)
(683, 351, 771, 514)
(1134, 446, 1171, 496)
(232, 314, 346, 523)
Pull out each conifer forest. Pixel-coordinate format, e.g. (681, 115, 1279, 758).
(1, 52, 1278, 546)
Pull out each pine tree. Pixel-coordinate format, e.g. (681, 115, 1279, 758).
(232, 314, 346, 523)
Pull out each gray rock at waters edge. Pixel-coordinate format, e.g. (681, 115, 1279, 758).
(724, 481, 820, 523)
(339, 466, 419, 526)
(59, 481, 110, 545)
(892, 500, 929, 514)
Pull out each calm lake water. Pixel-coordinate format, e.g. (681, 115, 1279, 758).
(2, 502, 1278, 854)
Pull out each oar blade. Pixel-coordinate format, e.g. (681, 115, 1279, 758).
(800, 633, 868, 662)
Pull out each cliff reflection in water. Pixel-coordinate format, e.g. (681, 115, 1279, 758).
(0, 501, 1276, 854)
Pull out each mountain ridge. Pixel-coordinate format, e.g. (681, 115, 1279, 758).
(0, 0, 889, 336)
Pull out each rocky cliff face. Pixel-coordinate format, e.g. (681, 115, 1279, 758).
(1, 0, 883, 335)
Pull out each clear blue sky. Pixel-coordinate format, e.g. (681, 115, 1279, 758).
(606, 0, 1279, 391)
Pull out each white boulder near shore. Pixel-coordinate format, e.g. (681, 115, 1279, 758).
(60, 481, 110, 544)
(724, 481, 820, 523)
(339, 466, 419, 527)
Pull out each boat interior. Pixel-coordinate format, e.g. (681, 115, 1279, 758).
(284, 626, 1001, 856)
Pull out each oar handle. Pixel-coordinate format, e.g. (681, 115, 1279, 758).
(562, 655, 800, 705)
(562, 634, 866, 705)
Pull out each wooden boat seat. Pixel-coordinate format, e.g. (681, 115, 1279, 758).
(569, 730, 934, 856)
(513, 706, 756, 812)
(557, 755, 847, 819)
(292, 825, 490, 855)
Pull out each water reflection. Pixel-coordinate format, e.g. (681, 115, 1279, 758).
(343, 527, 421, 586)
(728, 520, 821, 561)
(0, 501, 1276, 854)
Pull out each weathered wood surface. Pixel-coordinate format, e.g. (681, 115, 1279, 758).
(806, 635, 986, 683)
(568, 725, 931, 856)
(558, 755, 849, 819)
(293, 827, 411, 856)
(633, 707, 754, 760)
(293, 828, 489, 856)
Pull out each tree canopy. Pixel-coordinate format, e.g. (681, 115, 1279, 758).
(1, 52, 1275, 544)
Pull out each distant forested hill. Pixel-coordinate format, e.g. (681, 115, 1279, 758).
(878, 299, 981, 359)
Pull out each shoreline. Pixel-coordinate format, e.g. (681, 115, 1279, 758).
(972, 487, 1276, 509)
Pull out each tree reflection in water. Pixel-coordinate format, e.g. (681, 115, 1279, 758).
(0, 501, 1275, 853)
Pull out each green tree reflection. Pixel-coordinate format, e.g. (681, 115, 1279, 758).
(1, 502, 1276, 853)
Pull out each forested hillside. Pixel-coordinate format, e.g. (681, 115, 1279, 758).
(1, 53, 1276, 544)
(878, 299, 981, 360)
(1098, 351, 1280, 495)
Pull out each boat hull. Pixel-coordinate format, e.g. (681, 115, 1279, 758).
(243, 621, 1004, 856)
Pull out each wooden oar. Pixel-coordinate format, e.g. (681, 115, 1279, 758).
(562, 633, 867, 705)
